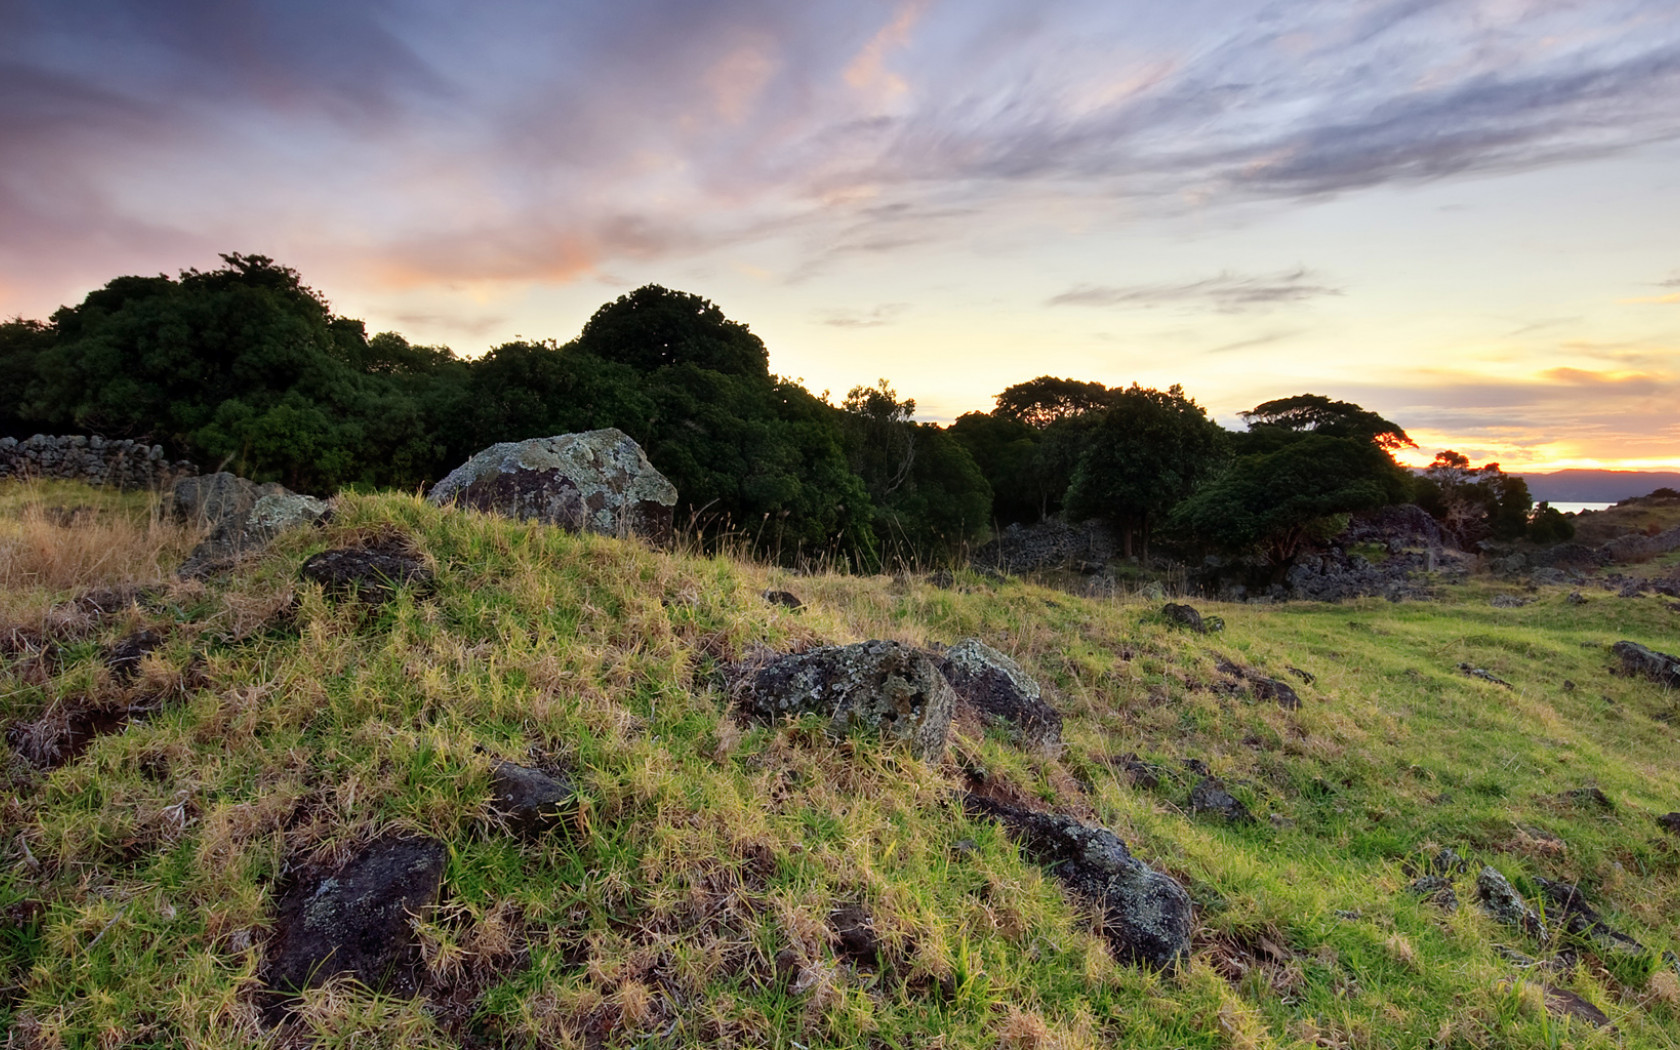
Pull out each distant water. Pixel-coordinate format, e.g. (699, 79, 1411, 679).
(1549, 501, 1614, 515)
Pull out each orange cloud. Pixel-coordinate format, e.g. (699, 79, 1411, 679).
(706, 37, 779, 124)
(843, 0, 932, 101)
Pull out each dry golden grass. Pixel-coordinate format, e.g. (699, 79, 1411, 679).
(0, 480, 198, 594)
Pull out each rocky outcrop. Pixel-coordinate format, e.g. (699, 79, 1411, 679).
(428, 429, 677, 543)
(1338, 504, 1448, 551)
(262, 835, 447, 998)
(1611, 641, 1680, 687)
(299, 546, 433, 605)
(173, 473, 330, 578)
(0, 434, 195, 490)
(1602, 526, 1680, 565)
(736, 640, 955, 761)
(937, 638, 1062, 751)
(1475, 866, 1549, 943)
(963, 796, 1193, 969)
(971, 518, 1117, 575)
(1282, 548, 1444, 602)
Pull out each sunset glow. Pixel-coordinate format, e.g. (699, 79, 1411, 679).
(3, 0, 1677, 470)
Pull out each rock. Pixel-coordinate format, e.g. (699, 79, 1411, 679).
(1161, 603, 1209, 632)
(1475, 866, 1549, 943)
(1338, 504, 1448, 551)
(1603, 525, 1680, 565)
(1611, 641, 1680, 688)
(937, 638, 1063, 751)
(963, 796, 1193, 969)
(1407, 875, 1459, 912)
(1538, 985, 1614, 1029)
(262, 835, 447, 998)
(736, 640, 955, 761)
(1528, 567, 1569, 587)
(1111, 753, 1162, 791)
(1249, 675, 1301, 711)
(763, 590, 803, 610)
(427, 429, 676, 543)
(970, 518, 1117, 575)
(1560, 787, 1614, 812)
(1286, 666, 1316, 684)
(1567, 591, 1587, 605)
(489, 762, 575, 839)
(104, 628, 164, 684)
(1533, 877, 1646, 956)
(828, 904, 883, 966)
(174, 473, 330, 578)
(1458, 663, 1512, 688)
(1658, 812, 1680, 837)
(299, 546, 434, 605)
(1490, 594, 1529, 608)
(1189, 777, 1256, 824)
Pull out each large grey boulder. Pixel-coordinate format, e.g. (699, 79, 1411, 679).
(737, 640, 954, 761)
(964, 796, 1193, 969)
(937, 638, 1062, 751)
(173, 473, 330, 578)
(262, 835, 447, 998)
(427, 429, 676, 543)
(1612, 641, 1680, 688)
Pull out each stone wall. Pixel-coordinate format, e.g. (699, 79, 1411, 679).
(0, 434, 197, 491)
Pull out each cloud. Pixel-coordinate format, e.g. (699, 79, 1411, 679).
(1204, 330, 1302, 354)
(1048, 268, 1340, 312)
(818, 302, 909, 328)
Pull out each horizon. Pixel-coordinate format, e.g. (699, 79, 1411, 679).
(3, 1, 1678, 472)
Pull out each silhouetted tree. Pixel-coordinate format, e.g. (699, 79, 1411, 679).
(992, 376, 1114, 429)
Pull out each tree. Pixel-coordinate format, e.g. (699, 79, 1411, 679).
(576, 284, 769, 377)
(1170, 434, 1414, 572)
(1063, 384, 1228, 558)
(1413, 451, 1533, 544)
(993, 376, 1114, 429)
(1240, 393, 1416, 452)
(947, 411, 1043, 526)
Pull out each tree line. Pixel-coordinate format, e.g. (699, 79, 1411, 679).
(0, 254, 1567, 570)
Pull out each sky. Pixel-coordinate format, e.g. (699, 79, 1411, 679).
(3, 0, 1679, 471)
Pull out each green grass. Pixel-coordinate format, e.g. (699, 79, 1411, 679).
(3, 483, 1679, 1048)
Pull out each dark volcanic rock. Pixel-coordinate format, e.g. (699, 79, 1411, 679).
(763, 590, 803, 609)
(1112, 752, 1163, 791)
(1161, 603, 1209, 632)
(489, 762, 574, 839)
(1475, 866, 1549, 943)
(970, 517, 1117, 575)
(828, 904, 883, 967)
(963, 795, 1193, 969)
(737, 640, 955, 761)
(299, 546, 433, 605)
(1189, 777, 1255, 824)
(1611, 640, 1680, 687)
(1458, 663, 1513, 688)
(937, 638, 1063, 750)
(1539, 985, 1614, 1029)
(428, 429, 677, 544)
(1533, 877, 1646, 956)
(104, 628, 164, 684)
(1249, 675, 1301, 711)
(1658, 812, 1680, 837)
(263, 835, 447, 999)
(1407, 875, 1460, 913)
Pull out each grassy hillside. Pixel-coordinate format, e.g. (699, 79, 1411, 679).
(3, 481, 1680, 1049)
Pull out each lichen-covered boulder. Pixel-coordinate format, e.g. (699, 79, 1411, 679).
(738, 640, 954, 761)
(262, 835, 447, 999)
(937, 638, 1062, 751)
(1476, 865, 1549, 943)
(964, 796, 1193, 969)
(427, 429, 677, 543)
(174, 473, 330, 579)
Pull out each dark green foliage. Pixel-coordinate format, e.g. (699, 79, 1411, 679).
(1528, 503, 1575, 544)
(0, 317, 56, 437)
(947, 412, 1043, 525)
(1063, 384, 1228, 557)
(993, 375, 1113, 428)
(1170, 434, 1413, 567)
(1240, 393, 1416, 453)
(576, 284, 769, 377)
(1413, 451, 1534, 543)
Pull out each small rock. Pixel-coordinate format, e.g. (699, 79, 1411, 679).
(1249, 675, 1302, 711)
(1189, 777, 1255, 824)
(1161, 603, 1209, 633)
(1334, 909, 1362, 920)
(299, 546, 433, 605)
(762, 590, 803, 609)
(1112, 753, 1161, 791)
(1458, 663, 1512, 688)
(489, 762, 575, 838)
(104, 628, 165, 684)
(1490, 594, 1529, 608)
(963, 795, 1193, 969)
(1476, 866, 1549, 943)
(1611, 640, 1680, 688)
(1566, 592, 1587, 605)
(262, 835, 447, 1000)
(736, 640, 955, 761)
(937, 638, 1063, 751)
(1286, 666, 1316, 684)
(1657, 812, 1680, 837)
(1539, 985, 1614, 1029)
(1407, 875, 1460, 912)
(828, 904, 882, 966)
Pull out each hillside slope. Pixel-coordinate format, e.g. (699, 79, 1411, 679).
(3, 482, 1680, 1049)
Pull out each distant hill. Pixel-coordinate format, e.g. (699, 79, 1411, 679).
(1516, 469, 1680, 503)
